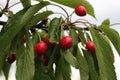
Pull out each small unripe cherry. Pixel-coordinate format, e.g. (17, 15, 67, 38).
(41, 57, 49, 66)
(86, 41, 95, 53)
(6, 53, 16, 64)
(75, 5, 87, 16)
(45, 34, 56, 46)
(59, 36, 73, 50)
(21, 35, 26, 43)
(34, 41, 47, 56)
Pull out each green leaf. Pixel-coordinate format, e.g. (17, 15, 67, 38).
(0, 45, 10, 71)
(51, 0, 95, 18)
(16, 36, 35, 80)
(0, 9, 27, 36)
(99, 26, 120, 56)
(83, 50, 100, 80)
(2, 63, 11, 80)
(89, 28, 117, 80)
(69, 29, 78, 45)
(25, 11, 53, 30)
(101, 19, 110, 26)
(34, 57, 55, 80)
(69, 29, 78, 56)
(19, 1, 50, 28)
(0, 1, 50, 70)
(0, 1, 50, 50)
(55, 56, 71, 80)
(20, 0, 31, 8)
(85, 32, 92, 41)
(55, 58, 64, 80)
(62, 50, 78, 68)
(48, 17, 62, 43)
(77, 28, 86, 44)
(76, 47, 89, 80)
(48, 45, 60, 67)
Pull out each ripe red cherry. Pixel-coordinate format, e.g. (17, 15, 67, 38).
(21, 35, 26, 43)
(86, 41, 95, 53)
(45, 34, 56, 46)
(75, 5, 87, 16)
(6, 53, 16, 64)
(34, 41, 47, 55)
(59, 36, 73, 50)
(41, 57, 49, 66)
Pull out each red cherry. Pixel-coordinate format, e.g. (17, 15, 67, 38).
(6, 53, 16, 64)
(41, 57, 49, 66)
(75, 5, 87, 16)
(86, 41, 95, 53)
(34, 41, 47, 55)
(59, 36, 73, 50)
(45, 34, 56, 46)
(21, 35, 26, 43)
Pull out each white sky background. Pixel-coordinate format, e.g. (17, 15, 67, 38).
(0, 0, 120, 80)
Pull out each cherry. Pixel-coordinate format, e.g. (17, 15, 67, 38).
(6, 53, 16, 64)
(86, 41, 95, 53)
(75, 5, 87, 16)
(41, 57, 49, 66)
(45, 34, 56, 46)
(34, 41, 47, 56)
(21, 35, 26, 43)
(59, 36, 73, 50)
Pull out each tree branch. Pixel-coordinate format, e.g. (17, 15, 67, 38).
(0, 21, 6, 25)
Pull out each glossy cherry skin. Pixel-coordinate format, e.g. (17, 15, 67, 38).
(34, 41, 47, 56)
(86, 41, 95, 53)
(45, 34, 56, 46)
(59, 36, 73, 50)
(75, 5, 87, 16)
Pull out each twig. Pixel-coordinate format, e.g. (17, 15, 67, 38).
(50, 3, 69, 22)
(4, 0, 10, 9)
(8, 2, 21, 9)
(110, 23, 120, 27)
(0, 21, 6, 25)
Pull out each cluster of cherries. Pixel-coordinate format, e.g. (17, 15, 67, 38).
(34, 35, 95, 56)
(34, 34, 95, 66)
(6, 5, 95, 65)
(74, 5, 95, 53)
(34, 35, 74, 66)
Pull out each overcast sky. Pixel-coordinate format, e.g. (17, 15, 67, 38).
(0, 0, 120, 80)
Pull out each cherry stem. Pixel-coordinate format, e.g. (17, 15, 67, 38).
(50, 3, 69, 22)
(72, 21, 90, 28)
(53, 12, 67, 19)
(69, 11, 75, 21)
(110, 23, 120, 27)
(35, 30, 41, 41)
(8, 2, 21, 9)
